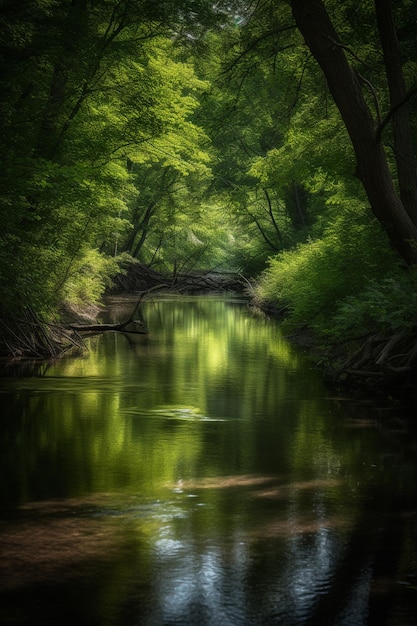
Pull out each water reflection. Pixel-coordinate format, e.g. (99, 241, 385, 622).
(1, 296, 417, 625)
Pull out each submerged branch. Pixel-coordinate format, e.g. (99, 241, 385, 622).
(67, 284, 168, 335)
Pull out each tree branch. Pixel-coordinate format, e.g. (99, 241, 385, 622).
(376, 85, 417, 143)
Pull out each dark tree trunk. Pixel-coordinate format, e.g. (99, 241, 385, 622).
(291, 0, 417, 265)
(125, 200, 157, 258)
(374, 0, 417, 225)
(35, 0, 89, 159)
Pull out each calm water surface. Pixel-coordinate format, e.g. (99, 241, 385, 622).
(1, 296, 417, 625)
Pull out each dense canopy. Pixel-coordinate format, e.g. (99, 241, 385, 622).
(1, 0, 417, 388)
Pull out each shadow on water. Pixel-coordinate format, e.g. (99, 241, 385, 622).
(1, 296, 417, 625)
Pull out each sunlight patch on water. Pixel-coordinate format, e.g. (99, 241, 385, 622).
(253, 477, 342, 500)
(167, 474, 277, 491)
(122, 405, 230, 422)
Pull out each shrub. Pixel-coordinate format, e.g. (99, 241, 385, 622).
(329, 270, 417, 339)
(256, 205, 398, 333)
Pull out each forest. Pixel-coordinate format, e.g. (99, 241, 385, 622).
(1, 0, 417, 396)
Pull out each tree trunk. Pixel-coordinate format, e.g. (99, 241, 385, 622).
(290, 0, 417, 265)
(127, 200, 157, 258)
(35, 0, 89, 159)
(374, 0, 417, 225)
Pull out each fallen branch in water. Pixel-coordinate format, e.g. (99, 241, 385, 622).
(68, 284, 167, 335)
(68, 320, 147, 334)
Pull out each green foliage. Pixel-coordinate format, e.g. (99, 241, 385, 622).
(330, 270, 417, 338)
(2, 0, 417, 358)
(256, 201, 398, 331)
(239, 0, 417, 343)
(0, 151, 134, 315)
(62, 249, 129, 307)
(0, 1, 220, 334)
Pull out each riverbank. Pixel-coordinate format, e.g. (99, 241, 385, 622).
(280, 321, 417, 407)
(2, 262, 416, 409)
(111, 263, 245, 294)
(0, 266, 245, 361)
(246, 290, 417, 406)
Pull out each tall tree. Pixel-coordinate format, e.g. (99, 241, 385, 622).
(374, 0, 417, 224)
(290, 0, 417, 265)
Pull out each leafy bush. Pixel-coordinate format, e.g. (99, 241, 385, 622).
(329, 271, 417, 339)
(256, 204, 398, 332)
(61, 250, 129, 308)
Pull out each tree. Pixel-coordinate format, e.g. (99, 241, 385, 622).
(290, 0, 417, 265)
(375, 0, 417, 224)
(0, 0, 237, 356)
(195, 25, 302, 273)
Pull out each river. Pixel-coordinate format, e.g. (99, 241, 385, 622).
(1, 295, 417, 625)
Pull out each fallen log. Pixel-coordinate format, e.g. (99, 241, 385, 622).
(67, 284, 168, 335)
(68, 320, 147, 334)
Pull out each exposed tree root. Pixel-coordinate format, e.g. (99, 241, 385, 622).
(0, 307, 84, 360)
(336, 328, 417, 390)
